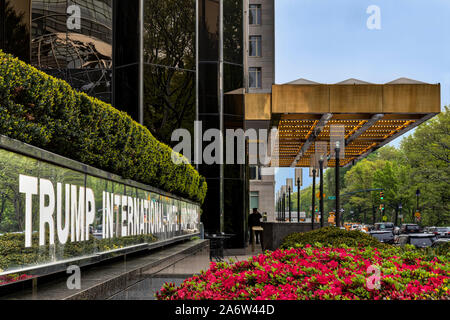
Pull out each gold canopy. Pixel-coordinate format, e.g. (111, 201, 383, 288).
(244, 79, 441, 167)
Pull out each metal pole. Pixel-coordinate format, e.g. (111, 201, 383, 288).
(311, 169, 316, 230)
(335, 144, 341, 228)
(319, 159, 324, 228)
(288, 186, 292, 222)
(282, 193, 285, 222)
(297, 178, 300, 223)
(395, 204, 399, 227)
(278, 196, 280, 221)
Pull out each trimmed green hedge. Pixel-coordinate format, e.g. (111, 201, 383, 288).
(281, 227, 390, 249)
(0, 51, 207, 203)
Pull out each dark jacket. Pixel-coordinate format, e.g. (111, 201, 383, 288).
(249, 212, 262, 228)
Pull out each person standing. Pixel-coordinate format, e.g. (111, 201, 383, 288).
(249, 208, 263, 244)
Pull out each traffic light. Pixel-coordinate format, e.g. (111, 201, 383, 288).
(380, 191, 384, 200)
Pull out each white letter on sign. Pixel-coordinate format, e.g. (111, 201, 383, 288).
(85, 188, 95, 240)
(39, 179, 55, 246)
(19, 175, 38, 248)
(71, 185, 85, 242)
(57, 183, 70, 245)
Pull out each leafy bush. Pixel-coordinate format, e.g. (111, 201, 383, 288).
(281, 227, 389, 249)
(0, 51, 207, 203)
(157, 246, 450, 300)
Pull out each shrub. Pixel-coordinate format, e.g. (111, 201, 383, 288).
(0, 51, 207, 203)
(281, 227, 389, 249)
(157, 246, 450, 300)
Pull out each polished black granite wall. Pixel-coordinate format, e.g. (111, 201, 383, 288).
(198, 0, 248, 248)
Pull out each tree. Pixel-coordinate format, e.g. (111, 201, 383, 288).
(400, 107, 450, 226)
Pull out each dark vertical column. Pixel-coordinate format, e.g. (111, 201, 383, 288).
(335, 147, 341, 228)
(198, 0, 221, 237)
(113, 0, 140, 119)
(288, 187, 291, 222)
(319, 160, 324, 228)
(297, 179, 300, 223)
(311, 169, 316, 230)
(0, 0, 5, 50)
(2, 0, 31, 63)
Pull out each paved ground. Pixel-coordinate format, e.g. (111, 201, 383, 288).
(217, 244, 265, 263)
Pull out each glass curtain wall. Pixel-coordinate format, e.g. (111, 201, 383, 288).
(223, 0, 246, 248)
(0, 0, 31, 63)
(142, 0, 196, 146)
(31, 0, 113, 103)
(198, 0, 247, 247)
(113, 0, 140, 120)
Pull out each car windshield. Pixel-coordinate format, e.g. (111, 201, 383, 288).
(372, 232, 393, 240)
(406, 225, 420, 230)
(410, 237, 434, 247)
(436, 228, 448, 232)
(376, 223, 393, 230)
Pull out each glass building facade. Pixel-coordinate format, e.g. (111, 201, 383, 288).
(1, 0, 249, 248)
(198, 0, 248, 247)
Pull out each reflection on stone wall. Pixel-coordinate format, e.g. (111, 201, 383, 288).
(30, 0, 113, 102)
(0, 146, 200, 275)
(143, 0, 196, 146)
(1, 0, 31, 62)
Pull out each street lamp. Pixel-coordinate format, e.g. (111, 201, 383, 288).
(281, 186, 286, 222)
(416, 189, 420, 211)
(319, 155, 325, 228)
(311, 167, 317, 230)
(275, 191, 279, 221)
(396, 203, 402, 226)
(295, 168, 302, 223)
(335, 141, 341, 228)
(286, 178, 293, 223)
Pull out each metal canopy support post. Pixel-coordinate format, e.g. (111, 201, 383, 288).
(344, 113, 436, 168)
(290, 113, 333, 167)
(345, 114, 384, 146)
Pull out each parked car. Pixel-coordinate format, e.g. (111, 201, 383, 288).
(399, 224, 421, 234)
(374, 223, 395, 232)
(432, 238, 450, 248)
(369, 230, 395, 244)
(395, 233, 437, 248)
(428, 227, 450, 238)
(423, 226, 434, 233)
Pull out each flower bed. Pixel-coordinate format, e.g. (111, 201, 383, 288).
(0, 273, 32, 286)
(157, 246, 450, 300)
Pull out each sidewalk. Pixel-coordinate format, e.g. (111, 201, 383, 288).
(216, 244, 265, 263)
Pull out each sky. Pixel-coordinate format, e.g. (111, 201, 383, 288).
(274, 0, 450, 196)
